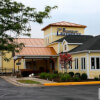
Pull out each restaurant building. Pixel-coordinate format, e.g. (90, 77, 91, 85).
(1, 21, 100, 79)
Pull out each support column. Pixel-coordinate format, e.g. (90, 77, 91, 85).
(24, 59, 26, 69)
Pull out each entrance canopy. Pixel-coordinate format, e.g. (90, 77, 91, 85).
(14, 47, 58, 59)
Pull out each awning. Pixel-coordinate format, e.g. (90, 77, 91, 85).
(14, 47, 58, 60)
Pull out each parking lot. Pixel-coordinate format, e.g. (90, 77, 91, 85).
(0, 78, 99, 100)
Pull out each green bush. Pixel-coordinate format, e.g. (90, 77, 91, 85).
(52, 73, 58, 79)
(54, 71, 58, 74)
(81, 73, 87, 80)
(60, 75, 67, 82)
(40, 73, 59, 80)
(94, 77, 99, 81)
(75, 73, 81, 78)
(68, 72, 74, 77)
(60, 74, 71, 82)
(39, 72, 47, 79)
(45, 73, 50, 79)
(58, 73, 64, 77)
(73, 77, 80, 82)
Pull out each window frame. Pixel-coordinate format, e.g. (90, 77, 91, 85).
(90, 56, 100, 70)
(63, 43, 68, 52)
(81, 57, 86, 70)
(74, 58, 79, 70)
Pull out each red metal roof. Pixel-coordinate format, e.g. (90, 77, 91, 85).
(15, 38, 44, 47)
(15, 38, 57, 56)
(15, 47, 57, 56)
(42, 21, 87, 30)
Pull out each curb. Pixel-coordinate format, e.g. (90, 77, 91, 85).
(44, 81, 100, 86)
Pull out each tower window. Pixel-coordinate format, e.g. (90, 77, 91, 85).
(64, 44, 67, 51)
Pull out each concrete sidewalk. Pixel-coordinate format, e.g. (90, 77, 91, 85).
(0, 76, 55, 87)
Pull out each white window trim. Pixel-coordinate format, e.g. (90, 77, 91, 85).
(74, 57, 79, 70)
(63, 43, 68, 52)
(90, 56, 100, 70)
(81, 57, 86, 71)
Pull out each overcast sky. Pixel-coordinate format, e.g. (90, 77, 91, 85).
(15, 0, 100, 38)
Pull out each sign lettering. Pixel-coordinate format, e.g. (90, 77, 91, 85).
(57, 28, 81, 36)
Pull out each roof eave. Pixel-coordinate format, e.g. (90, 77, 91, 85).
(69, 50, 100, 54)
(42, 25, 87, 31)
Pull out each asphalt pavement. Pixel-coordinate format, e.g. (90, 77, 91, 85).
(0, 78, 99, 100)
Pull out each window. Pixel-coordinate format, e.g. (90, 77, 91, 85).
(96, 58, 99, 69)
(91, 57, 100, 70)
(91, 57, 95, 69)
(64, 44, 67, 50)
(75, 58, 78, 69)
(81, 57, 86, 70)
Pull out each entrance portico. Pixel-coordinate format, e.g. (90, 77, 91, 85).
(14, 46, 58, 75)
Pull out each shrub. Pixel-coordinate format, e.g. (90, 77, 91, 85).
(81, 73, 87, 80)
(75, 73, 81, 78)
(40, 73, 59, 80)
(73, 77, 80, 82)
(60, 74, 71, 82)
(68, 72, 74, 77)
(65, 74, 72, 81)
(54, 71, 58, 74)
(58, 73, 64, 77)
(60, 75, 67, 82)
(94, 77, 99, 81)
(52, 73, 58, 79)
(39, 72, 47, 79)
(45, 73, 50, 79)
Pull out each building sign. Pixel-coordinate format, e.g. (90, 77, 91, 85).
(16, 62, 21, 66)
(57, 28, 81, 36)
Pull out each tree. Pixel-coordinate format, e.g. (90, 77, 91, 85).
(60, 53, 72, 73)
(0, 0, 57, 61)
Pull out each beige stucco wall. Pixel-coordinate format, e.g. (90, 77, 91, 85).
(57, 53, 87, 74)
(57, 52, 100, 79)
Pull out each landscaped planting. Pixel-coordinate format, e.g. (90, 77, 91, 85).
(81, 73, 87, 80)
(68, 72, 74, 77)
(94, 77, 99, 81)
(39, 72, 92, 82)
(60, 74, 72, 82)
(39, 72, 100, 82)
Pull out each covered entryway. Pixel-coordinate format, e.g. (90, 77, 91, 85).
(14, 42, 58, 76)
(14, 56, 57, 76)
(24, 57, 57, 74)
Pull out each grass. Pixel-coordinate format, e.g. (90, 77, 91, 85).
(17, 80, 41, 84)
